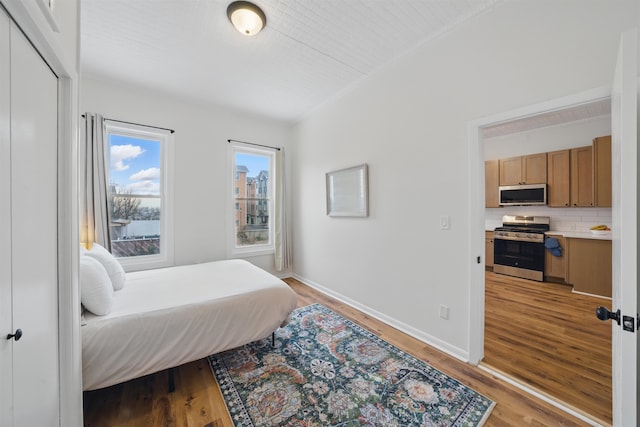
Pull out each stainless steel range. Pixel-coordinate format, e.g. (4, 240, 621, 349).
(493, 215, 550, 281)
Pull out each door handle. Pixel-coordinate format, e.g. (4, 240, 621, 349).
(596, 307, 620, 325)
(6, 328, 22, 341)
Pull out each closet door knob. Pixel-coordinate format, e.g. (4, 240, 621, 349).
(6, 329, 22, 341)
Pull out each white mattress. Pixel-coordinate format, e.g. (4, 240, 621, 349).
(82, 259, 297, 390)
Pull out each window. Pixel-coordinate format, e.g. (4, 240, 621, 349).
(105, 120, 174, 270)
(229, 143, 275, 255)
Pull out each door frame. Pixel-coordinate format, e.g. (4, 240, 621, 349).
(466, 85, 612, 423)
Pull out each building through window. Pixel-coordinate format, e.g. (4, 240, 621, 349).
(230, 143, 275, 254)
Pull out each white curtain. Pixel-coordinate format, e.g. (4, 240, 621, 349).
(80, 113, 111, 249)
(274, 148, 291, 271)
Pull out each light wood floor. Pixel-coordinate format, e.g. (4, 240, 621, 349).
(83, 277, 597, 426)
(483, 270, 612, 425)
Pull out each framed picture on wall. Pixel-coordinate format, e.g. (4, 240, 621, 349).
(326, 164, 369, 217)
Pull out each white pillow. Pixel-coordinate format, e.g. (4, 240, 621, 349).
(85, 243, 126, 291)
(80, 256, 113, 315)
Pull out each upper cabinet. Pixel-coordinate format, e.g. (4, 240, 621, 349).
(489, 135, 611, 209)
(485, 160, 500, 208)
(570, 146, 594, 207)
(546, 137, 612, 208)
(499, 153, 547, 185)
(547, 149, 571, 207)
(593, 135, 612, 207)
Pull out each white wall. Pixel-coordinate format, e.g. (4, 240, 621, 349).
(80, 76, 292, 275)
(291, 0, 639, 358)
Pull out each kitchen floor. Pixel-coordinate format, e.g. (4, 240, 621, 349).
(483, 271, 612, 425)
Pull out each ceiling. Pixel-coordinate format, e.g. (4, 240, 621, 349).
(81, 0, 500, 122)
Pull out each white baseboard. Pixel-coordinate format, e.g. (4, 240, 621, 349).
(291, 273, 470, 363)
(572, 288, 612, 300)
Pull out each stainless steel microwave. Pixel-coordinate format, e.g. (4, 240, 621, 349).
(499, 184, 547, 206)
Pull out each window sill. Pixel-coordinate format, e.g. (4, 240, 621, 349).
(230, 247, 275, 258)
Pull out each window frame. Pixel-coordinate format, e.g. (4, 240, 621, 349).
(104, 120, 174, 271)
(228, 142, 276, 257)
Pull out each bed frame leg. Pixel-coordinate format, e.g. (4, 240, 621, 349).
(168, 367, 176, 393)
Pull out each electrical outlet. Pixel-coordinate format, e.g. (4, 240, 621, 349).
(439, 305, 449, 320)
(440, 215, 450, 230)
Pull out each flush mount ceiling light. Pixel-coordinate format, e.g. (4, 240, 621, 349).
(227, 1, 266, 36)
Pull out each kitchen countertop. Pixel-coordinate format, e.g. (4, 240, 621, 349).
(485, 228, 612, 240)
(545, 230, 612, 240)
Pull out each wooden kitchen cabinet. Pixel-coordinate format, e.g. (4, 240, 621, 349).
(499, 153, 547, 185)
(548, 141, 610, 208)
(544, 234, 566, 281)
(593, 135, 612, 207)
(485, 160, 500, 208)
(566, 238, 611, 297)
(485, 231, 494, 269)
(570, 146, 594, 207)
(523, 153, 548, 184)
(547, 149, 571, 207)
(499, 156, 522, 185)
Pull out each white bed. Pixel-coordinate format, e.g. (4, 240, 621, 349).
(81, 259, 297, 391)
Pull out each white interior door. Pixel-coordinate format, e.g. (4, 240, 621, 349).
(610, 27, 638, 427)
(9, 18, 60, 426)
(0, 7, 13, 424)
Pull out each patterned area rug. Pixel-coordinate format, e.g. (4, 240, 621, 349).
(208, 304, 495, 427)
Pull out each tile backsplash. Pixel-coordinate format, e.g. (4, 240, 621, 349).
(485, 206, 612, 232)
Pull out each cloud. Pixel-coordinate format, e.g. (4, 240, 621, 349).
(130, 167, 160, 181)
(111, 144, 144, 171)
(126, 180, 160, 195)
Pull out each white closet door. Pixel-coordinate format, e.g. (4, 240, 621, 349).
(10, 18, 60, 426)
(0, 8, 13, 424)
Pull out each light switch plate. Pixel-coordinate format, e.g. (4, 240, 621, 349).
(440, 215, 450, 230)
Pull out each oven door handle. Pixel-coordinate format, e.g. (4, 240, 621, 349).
(495, 236, 528, 242)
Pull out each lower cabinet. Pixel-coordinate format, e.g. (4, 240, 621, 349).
(544, 235, 566, 281)
(485, 231, 494, 269)
(566, 238, 612, 297)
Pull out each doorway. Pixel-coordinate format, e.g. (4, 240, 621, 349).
(467, 87, 614, 425)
